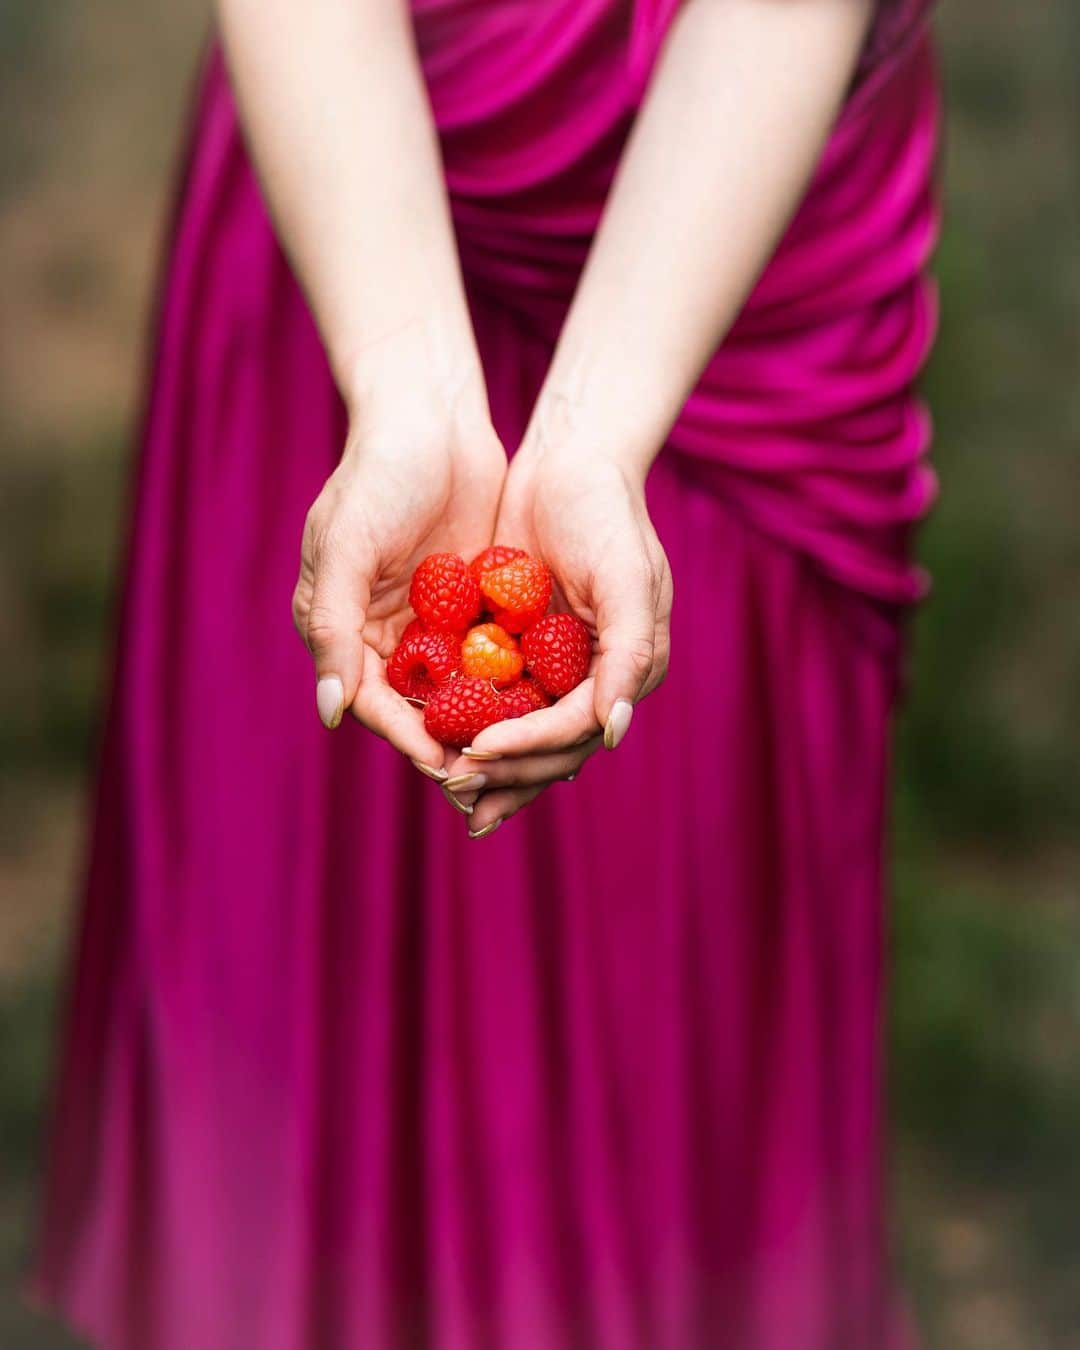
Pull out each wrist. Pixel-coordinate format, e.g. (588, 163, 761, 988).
(338, 315, 492, 462)
(518, 385, 656, 488)
(337, 309, 487, 432)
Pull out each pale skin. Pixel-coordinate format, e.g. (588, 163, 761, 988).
(217, 0, 875, 836)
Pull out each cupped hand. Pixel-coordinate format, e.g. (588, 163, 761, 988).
(443, 441, 673, 833)
(292, 383, 505, 772)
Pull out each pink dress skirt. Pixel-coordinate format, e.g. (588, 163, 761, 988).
(36, 2, 939, 1346)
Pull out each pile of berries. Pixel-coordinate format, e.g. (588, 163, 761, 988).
(387, 548, 592, 748)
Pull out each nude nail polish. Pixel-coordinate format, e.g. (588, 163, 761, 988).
(462, 747, 501, 761)
(445, 772, 487, 792)
(442, 786, 474, 816)
(468, 819, 502, 840)
(410, 759, 449, 783)
(317, 676, 345, 730)
(603, 699, 634, 751)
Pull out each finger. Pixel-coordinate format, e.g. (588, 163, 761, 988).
(299, 524, 373, 730)
(443, 738, 597, 798)
(592, 568, 658, 752)
(465, 680, 600, 759)
(349, 649, 446, 768)
(467, 784, 547, 838)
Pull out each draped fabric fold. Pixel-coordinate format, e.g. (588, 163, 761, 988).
(418, 0, 939, 635)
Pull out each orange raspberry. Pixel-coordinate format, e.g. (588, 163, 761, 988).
(468, 545, 528, 587)
(479, 555, 553, 634)
(460, 623, 524, 688)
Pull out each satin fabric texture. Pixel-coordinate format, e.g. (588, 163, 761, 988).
(36, 2, 938, 1347)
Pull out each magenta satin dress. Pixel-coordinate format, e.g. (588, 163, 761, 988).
(36, 3, 939, 1346)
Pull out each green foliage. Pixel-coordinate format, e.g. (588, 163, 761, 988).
(887, 10, 1080, 1338)
(0, 436, 123, 774)
(0, 978, 61, 1172)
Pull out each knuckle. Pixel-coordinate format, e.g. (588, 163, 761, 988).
(305, 604, 342, 657)
(622, 633, 655, 681)
(569, 706, 597, 745)
(312, 523, 346, 569)
(301, 503, 326, 554)
(291, 584, 310, 638)
(304, 502, 357, 568)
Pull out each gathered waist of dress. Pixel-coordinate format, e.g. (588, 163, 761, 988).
(409, 1, 940, 620)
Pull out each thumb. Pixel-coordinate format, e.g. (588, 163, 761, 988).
(299, 540, 373, 730)
(593, 575, 655, 752)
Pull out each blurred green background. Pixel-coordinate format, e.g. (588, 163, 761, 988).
(1, 2, 1078, 1346)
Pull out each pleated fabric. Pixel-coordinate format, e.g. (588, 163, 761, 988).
(35, 3, 937, 1346)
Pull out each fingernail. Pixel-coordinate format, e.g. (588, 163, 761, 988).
(445, 772, 487, 792)
(317, 676, 345, 730)
(603, 699, 634, 751)
(566, 772, 577, 782)
(411, 759, 449, 783)
(468, 819, 502, 840)
(463, 747, 501, 761)
(442, 786, 474, 816)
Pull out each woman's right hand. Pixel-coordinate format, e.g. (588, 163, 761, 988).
(292, 372, 506, 774)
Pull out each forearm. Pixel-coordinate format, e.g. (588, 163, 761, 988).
(216, 0, 480, 422)
(528, 0, 875, 476)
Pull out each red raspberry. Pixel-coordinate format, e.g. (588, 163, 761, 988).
(468, 545, 528, 587)
(386, 627, 460, 701)
(409, 553, 480, 632)
(498, 678, 552, 719)
(398, 618, 426, 644)
(460, 623, 524, 688)
(424, 676, 504, 748)
(521, 613, 592, 697)
(479, 556, 553, 633)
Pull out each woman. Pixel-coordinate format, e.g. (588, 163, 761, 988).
(36, 0, 939, 1345)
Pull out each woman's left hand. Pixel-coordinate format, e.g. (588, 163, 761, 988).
(442, 438, 673, 833)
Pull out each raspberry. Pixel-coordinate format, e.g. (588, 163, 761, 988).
(521, 613, 592, 697)
(479, 556, 553, 633)
(424, 676, 504, 748)
(409, 552, 480, 632)
(386, 627, 461, 701)
(460, 623, 524, 688)
(468, 545, 528, 587)
(498, 678, 552, 719)
(399, 618, 426, 644)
